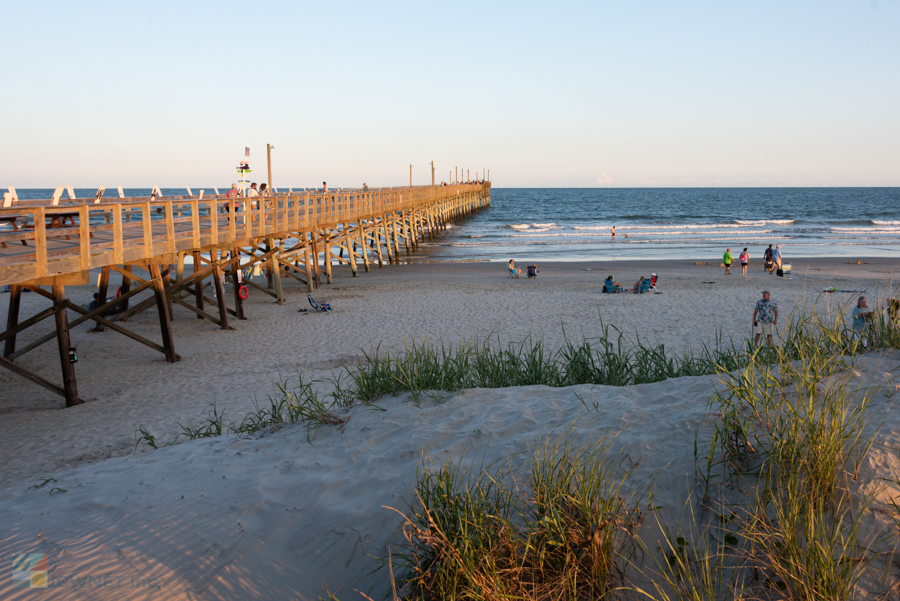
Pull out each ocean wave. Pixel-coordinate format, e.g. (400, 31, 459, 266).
(506, 222, 562, 232)
(874, 220, 900, 225)
(735, 219, 796, 226)
(505, 229, 773, 237)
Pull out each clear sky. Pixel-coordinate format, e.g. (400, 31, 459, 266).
(2, 1, 899, 188)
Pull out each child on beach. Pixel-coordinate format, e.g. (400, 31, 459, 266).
(853, 296, 874, 347)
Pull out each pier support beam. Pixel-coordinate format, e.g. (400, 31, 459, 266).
(149, 264, 178, 363)
(267, 238, 284, 304)
(323, 235, 333, 284)
(52, 283, 82, 407)
(232, 247, 246, 320)
(4, 285, 21, 357)
(193, 251, 204, 318)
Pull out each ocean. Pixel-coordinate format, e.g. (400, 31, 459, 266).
(8, 187, 900, 262)
(421, 188, 900, 262)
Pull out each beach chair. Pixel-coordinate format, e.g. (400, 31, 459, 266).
(604, 280, 622, 293)
(307, 293, 332, 312)
(649, 273, 661, 293)
(507, 266, 520, 278)
(526, 264, 538, 278)
(639, 278, 652, 294)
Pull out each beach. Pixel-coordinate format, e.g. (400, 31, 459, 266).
(1, 256, 900, 599)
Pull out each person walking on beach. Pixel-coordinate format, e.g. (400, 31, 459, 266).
(739, 248, 749, 277)
(753, 290, 778, 346)
(723, 248, 733, 275)
(773, 245, 783, 274)
(763, 244, 774, 273)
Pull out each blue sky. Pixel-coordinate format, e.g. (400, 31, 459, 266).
(2, 1, 898, 188)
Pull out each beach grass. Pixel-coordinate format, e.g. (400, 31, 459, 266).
(389, 430, 649, 599)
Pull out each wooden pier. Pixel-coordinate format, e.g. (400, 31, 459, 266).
(0, 183, 491, 407)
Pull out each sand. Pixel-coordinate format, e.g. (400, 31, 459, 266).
(1, 256, 899, 599)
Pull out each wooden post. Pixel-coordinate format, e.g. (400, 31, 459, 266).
(52, 283, 82, 407)
(392, 217, 402, 259)
(211, 261, 230, 329)
(120, 265, 133, 311)
(323, 235, 333, 284)
(149, 264, 178, 363)
(401, 212, 410, 255)
(268, 238, 284, 304)
(345, 225, 358, 277)
(163, 265, 174, 320)
(4, 285, 21, 357)
(232, 246, 246, 320)
(359, 223, 370, 272)
(176, 251, 186, 282)
(382, 221, 394, 265)
(193, 250, 204, 319)
(303, 246, 314, 291)
(311, 238, 322, 286)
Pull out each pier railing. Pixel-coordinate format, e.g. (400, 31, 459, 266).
(0, 183, 488, 285)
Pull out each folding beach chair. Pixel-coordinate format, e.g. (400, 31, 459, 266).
(526, 264, 538, 278)
(639, 278, 652, 294)
(604, 280, 623, 293)
(307, 293, 332, 312)
(507, 266, 520, 278)
(649, 273, 661, 293)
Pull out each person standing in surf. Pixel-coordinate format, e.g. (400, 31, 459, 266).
(611, 226, 616, 238)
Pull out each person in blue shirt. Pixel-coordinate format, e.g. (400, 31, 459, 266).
(852, 296, 874, 347)
(772, 245, 782, 275)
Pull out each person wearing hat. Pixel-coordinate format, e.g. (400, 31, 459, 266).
(753, 290, 778, 346)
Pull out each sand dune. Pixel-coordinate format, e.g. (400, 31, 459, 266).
(1, 257, 899, 598)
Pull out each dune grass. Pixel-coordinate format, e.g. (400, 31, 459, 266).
(390, 432, 649, 599)
(380, 303, 900, 600)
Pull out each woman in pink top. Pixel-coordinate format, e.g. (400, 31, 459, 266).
(739, 248, 749, 278)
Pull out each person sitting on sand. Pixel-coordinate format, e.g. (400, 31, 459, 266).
(632, 276, 645, 293)
(508, 259, 521, 278)
(603, 275, 623, 293)
(853, 296, 875, 347)
(753, 290, 778, 346)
